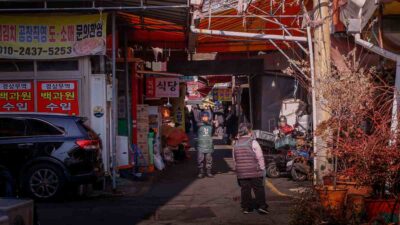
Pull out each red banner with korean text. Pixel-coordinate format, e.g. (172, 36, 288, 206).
(37, 80, 79, 115)
(146, 77, 156, 98)
(0, 81, 34, 112)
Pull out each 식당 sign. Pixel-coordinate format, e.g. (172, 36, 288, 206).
(37, 80, 79, 115)
(0, 14, 107, 59)
(146, 78, 179, 98)
(0, 81, 34, 112)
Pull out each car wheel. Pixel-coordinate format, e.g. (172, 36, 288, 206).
(23, 164, 66, 200)
(291, 167, 307, 182)
(266, 164, 280, 178)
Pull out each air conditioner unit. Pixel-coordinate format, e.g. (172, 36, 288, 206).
(0, 199, 33, 225)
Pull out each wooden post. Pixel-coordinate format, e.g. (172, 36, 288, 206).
(313, 0, 333, 182)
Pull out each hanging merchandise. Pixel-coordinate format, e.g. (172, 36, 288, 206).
(153, 153, 165, 171)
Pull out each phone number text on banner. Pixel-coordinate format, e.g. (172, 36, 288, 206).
(0, 14, 107, 59)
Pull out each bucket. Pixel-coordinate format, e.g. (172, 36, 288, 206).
(346, 194, 365, 216)
(315, 186, 348, 217)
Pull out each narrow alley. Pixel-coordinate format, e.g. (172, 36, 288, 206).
(37, 144, 300, 225)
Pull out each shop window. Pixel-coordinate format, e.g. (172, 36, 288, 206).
(37, 60, 79, 71)
(0, 118, 26, 137)
(26, 119, 63, 136)
(0, 61, 34, 72)
(91, 56, 107, 74)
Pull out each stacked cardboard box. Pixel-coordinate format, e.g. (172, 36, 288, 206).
(137, 104, 150, 165)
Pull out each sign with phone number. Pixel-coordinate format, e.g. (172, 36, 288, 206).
(0, 14, 107, 59)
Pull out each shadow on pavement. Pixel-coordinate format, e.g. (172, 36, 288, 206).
(37, 140, 234, 225)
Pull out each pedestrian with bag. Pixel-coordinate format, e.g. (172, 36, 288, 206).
(233, 123, 269, 214)
(197, 112, 214, 178)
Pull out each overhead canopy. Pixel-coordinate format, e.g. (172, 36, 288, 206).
(0, 0, 311, 54)
(119, 12, 186, 49)
(195, 0, 308, 53)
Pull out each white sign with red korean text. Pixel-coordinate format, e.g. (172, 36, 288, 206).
(146, 78, 179, 98)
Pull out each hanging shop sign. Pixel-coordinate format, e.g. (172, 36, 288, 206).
(146, 77, 179, 98)
(213, 88, 232, 102)
(0, 14, 108, 59)
(0, 81, 34, 112)
(186, 81, 202, 100)
(37, 80, 79, 115)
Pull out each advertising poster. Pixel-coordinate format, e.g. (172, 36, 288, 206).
(0, 14, 108, 59)
(37, 80, 79, 115)
(0, 81, 34, 112)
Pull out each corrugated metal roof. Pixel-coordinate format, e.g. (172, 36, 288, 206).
(0, 0, 190, 26)
(103, 0, 189, 26)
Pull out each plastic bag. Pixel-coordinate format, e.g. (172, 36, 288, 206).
(154, 153, 165, 171)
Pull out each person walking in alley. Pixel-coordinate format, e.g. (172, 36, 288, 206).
(191, 105, 201, 134)
(233, 123, 269, 214)
(197, 112, 214, 178)
(225, 106, 238, 144)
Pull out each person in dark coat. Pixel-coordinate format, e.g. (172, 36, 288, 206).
(197, 112, 214, 178)
(233, 123, 269, 214)
(225, 106, 238, 144)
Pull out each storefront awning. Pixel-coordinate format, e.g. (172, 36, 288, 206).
(195, 0, 309, 53)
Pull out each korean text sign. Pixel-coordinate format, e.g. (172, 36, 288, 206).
(0, 81, 34, 112)
(146, 78, 179, 98)
(213, 89, 232, 102)
(0, 14, 107, 59)
(37, 81, 79, 115)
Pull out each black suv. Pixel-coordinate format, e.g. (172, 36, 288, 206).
(0, 113, 103, 200)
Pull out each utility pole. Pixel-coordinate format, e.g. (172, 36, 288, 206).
(313, 0, 333, 182)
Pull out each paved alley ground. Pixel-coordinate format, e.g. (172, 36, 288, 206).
(37, 145, 307, 225)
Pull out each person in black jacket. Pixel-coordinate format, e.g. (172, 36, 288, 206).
(225, 106, 238, 144)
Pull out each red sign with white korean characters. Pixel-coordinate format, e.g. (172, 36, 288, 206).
(146, 77, 156, 98)
(37, 80, 79, 115)
(146, 77, 180, 98)
(0, 81, 34, 112)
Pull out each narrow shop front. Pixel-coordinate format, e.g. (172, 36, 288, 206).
(0, 14, 111, 174)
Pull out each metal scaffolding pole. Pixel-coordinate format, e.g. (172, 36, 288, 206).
(111, 12, 117, 190)
(307, 25, 318, 184)
(0, 5, 189, 12)
(190, 25, 307, 42)
(124, 32, 132, 148)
